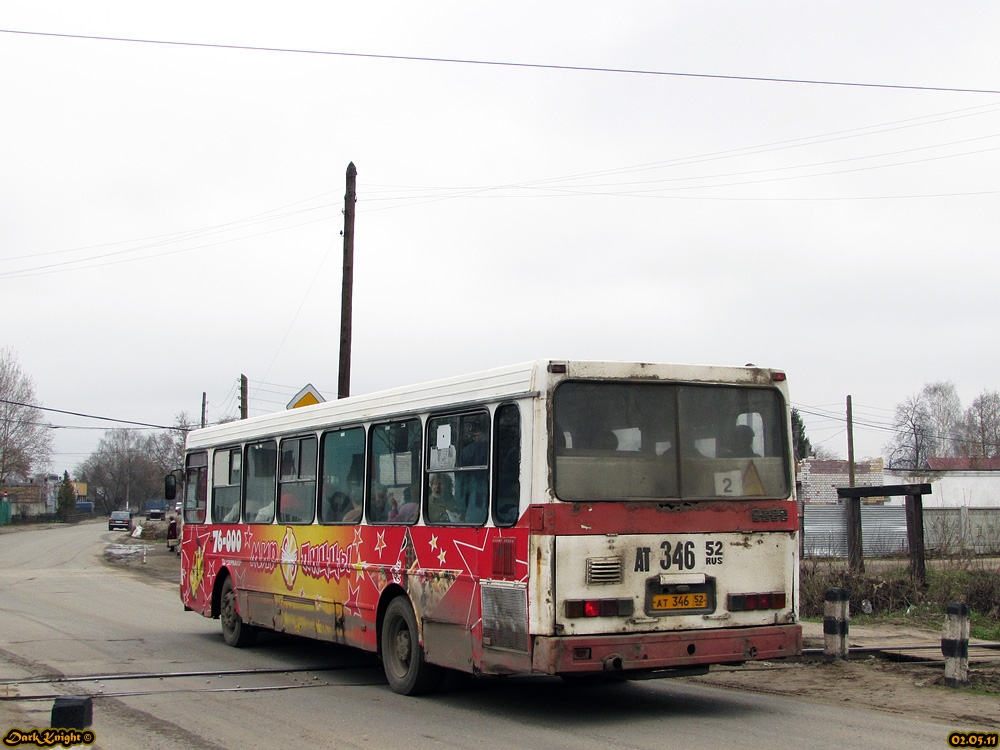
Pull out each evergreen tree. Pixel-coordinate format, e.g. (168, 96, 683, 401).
(56, 471, 76, 520)
(791, 408, 812, 463)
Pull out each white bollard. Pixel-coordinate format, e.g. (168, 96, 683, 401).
(823, 588, 850, 662)
(942, 602, 970, 688)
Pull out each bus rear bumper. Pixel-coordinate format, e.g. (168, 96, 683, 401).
(531, 623, 802, 675)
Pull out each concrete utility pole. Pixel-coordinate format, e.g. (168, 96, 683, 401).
(338, 162, 357, 400)
(201, 392, 207, 429)
(240, 375, 248, 420)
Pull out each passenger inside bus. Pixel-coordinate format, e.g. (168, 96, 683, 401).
(426, 473, 455, 523)
(322, 491, 350, 522)
(389, 498, 418, 523)
(724, 424, 760, 458)
(342, 494, 363, 523)
(369, 485, 390, 523)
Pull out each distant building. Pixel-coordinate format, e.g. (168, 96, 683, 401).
(797, 458, 886, 504)
(0, 475, 59, 517)
(887, 457, 1000, 508)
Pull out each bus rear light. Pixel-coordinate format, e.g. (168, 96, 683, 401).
(492, 537, 516, 578)
(573, 648, 592, 660)
(565, 598, 634, 618)
(727, 592, 787, 612)
(772, 372, 786, 381)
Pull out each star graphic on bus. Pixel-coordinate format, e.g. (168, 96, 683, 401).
(374, 531, 387, 555)
(345, 580, 361, 616)
(429, 534, 438, 551)
(437, 548, 447, 566)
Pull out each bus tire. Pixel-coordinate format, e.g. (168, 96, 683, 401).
(220, 576, 256, 648)
(380, 597, 443, 695)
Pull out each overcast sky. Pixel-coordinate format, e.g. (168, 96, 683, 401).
(3, 1, 999, 475)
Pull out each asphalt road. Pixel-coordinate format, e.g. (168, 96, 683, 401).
(0, 523, 966, 749)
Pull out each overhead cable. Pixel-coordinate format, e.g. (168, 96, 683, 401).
(3, 28, 1000, 95)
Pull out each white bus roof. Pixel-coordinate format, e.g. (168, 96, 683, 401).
(185, 359, 785, 450)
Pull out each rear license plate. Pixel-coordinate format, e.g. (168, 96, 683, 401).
(652, 593, 708, 611)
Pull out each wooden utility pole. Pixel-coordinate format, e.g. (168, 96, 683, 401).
(846, 395, 856, 487)
(338, 162, 357, 400)
(845, 395, 864, 573)
(201, 392, 207, 428)
(905, 491, 927, 588)
(240, 374, 248, 420)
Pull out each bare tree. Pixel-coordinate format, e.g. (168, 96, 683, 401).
(960, 389, 1000, 458)
(0, 347, 53, 485)
(884, 382, 965, 468)
(922, 381, 962, 457)
(811, 445, 840, 460)
(145, 412, 193, 473)
(885, 393, 935, 469)
(77, 429, 163, 514)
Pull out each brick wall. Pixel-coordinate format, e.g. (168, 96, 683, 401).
(798, 458, 886, 504)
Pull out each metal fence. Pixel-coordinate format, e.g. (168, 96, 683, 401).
(803, 504, 1000, 557)
(802, 504, 907, 558)
(924, 507, 1000, 555)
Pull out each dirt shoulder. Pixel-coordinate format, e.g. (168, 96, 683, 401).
(688, 621, 999, 731)
(102, 530, 181, 586)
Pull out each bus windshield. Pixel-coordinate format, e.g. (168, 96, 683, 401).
(553, 381, 790, 501)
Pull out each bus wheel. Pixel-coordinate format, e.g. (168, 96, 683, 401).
(380, 597, 442, 695)
(220, 577, 256, 648)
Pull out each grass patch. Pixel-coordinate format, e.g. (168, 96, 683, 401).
(800, 557, 1000, 638)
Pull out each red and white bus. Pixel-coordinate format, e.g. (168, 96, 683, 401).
(171, 360, 801, 694)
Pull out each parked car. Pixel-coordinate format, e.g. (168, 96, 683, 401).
(108, 510, 133, 531)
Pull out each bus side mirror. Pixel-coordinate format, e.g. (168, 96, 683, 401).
(165, 474, 177, 501)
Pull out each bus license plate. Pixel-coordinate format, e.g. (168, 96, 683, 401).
(652, 593, 708, 611)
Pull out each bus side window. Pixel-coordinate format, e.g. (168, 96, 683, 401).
(493, 403, 520, 527)
(278, 436, 317, 524)
(369, 419, 421, 525)
(319, 427, 366, 524)
(244, 441, 277, 524)
(212, 448, 242, 524)
(184, 452, 208, 524)
(426, 412, 489, 526)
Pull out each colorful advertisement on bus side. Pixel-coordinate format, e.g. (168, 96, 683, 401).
(181, 523, 528, 639)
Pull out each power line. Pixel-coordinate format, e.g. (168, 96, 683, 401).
(0, 398, 184, 431)
(4, 28, 1000, 95)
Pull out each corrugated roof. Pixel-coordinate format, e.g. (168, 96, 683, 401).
(926, 457, 1000, 470)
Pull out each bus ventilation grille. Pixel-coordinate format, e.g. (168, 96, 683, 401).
(586, 556, 623, 585)
(481, 582, 528, 652)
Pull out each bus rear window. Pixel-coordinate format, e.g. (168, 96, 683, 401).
(553, 381, 790, 501)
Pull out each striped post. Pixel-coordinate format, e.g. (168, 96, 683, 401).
(942, 602, 970, 688)
(823, 588, 850, 662)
